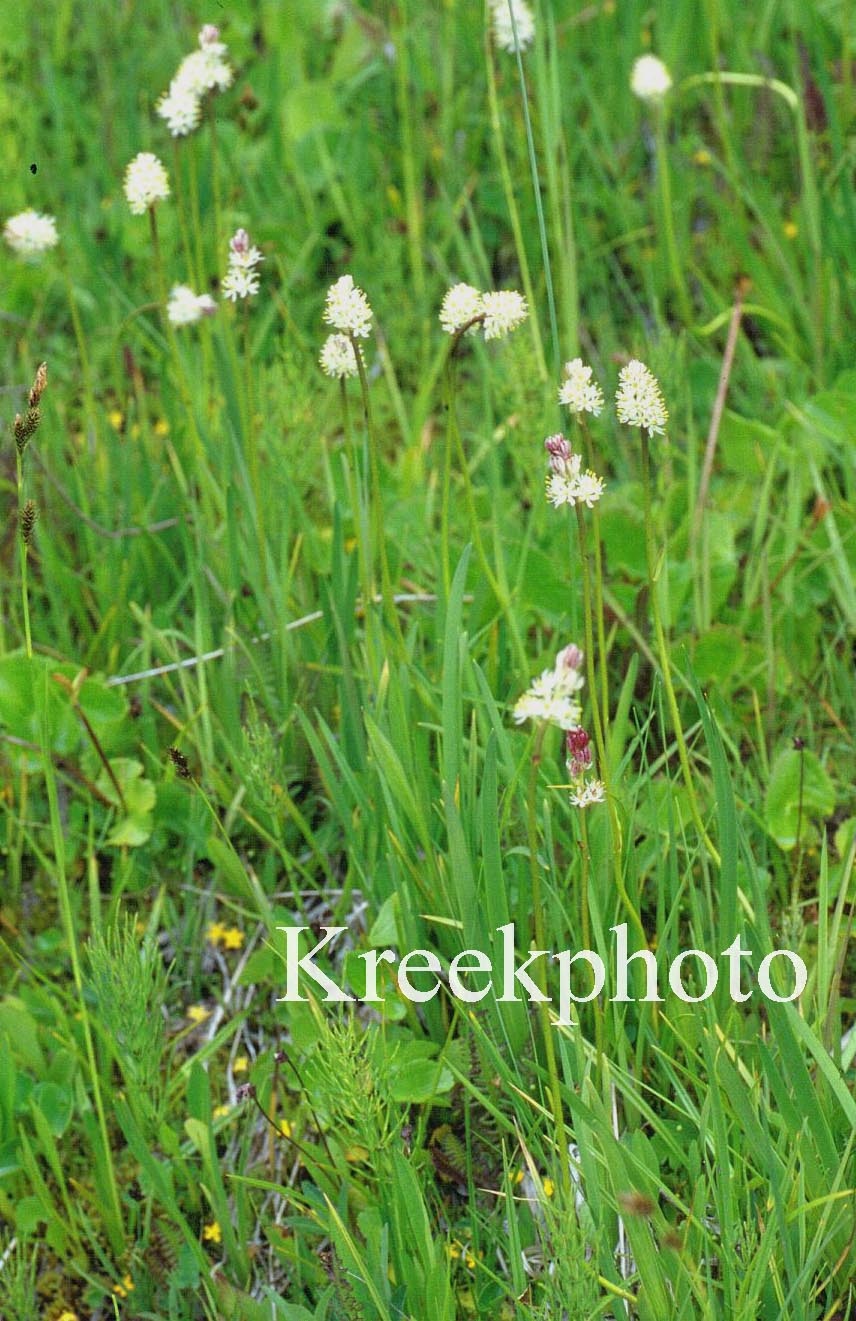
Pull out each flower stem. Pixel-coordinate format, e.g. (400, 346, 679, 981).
(350, 336, 404, 652)
(574, 506, 645, 941)
(654, 108, 692, 325)
(578, 807, 604, 1069)
(340, 377, 379, 673)
(526, 721, 570, 1193)
(16, 450, 32, 660)
(640, 433, 720, 865)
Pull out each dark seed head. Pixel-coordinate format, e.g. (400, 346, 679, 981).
(167, 746, 192, 779)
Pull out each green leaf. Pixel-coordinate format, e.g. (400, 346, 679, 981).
(95, 758, 156, 847)
(764, 747, 836, 849)
(31, 1081, 73, 1138)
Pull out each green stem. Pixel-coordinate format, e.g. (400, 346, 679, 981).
(340, 377, 378, 674)
(578, 807, 603, 1068)
(148, 208, 221, 518)
(640, 433, 720, 865)
(654, 108, 692, 325)
(16, 450, 32, 660)
(244, 300, 266, 564)
(350, 337, 403, 652)
(580, 422, 610, 742)
(485, 36, 548, 379)
(526, 722, 569, 1192)
(208, 98, 223, 261)
(574, 506, 644, 941)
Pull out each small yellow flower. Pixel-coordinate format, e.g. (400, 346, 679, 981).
(514, 1169, 525, 1184)
(187, 1004, 210, 1024)
(233, 1055, 249, 1074)
(203, 1221, 222, 1244)
(107, 409, 124, 431)
(447, 1241, 462, 1260)
(693, 148, 712, 166)
(57, 1312, 79, 1321)
(221, 927, 244, 950)
(783, 220, 799, 240)
(112, 1273, 135, 1298)
(206, 922, 227, 945)
(464, 1251, 476, 1269)
(543, 1178, 555, 1197)
(154, 418, 169, 436)
(213, 1103, 231, 1118)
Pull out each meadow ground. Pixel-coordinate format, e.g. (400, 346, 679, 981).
(1, 1, 855, 1318)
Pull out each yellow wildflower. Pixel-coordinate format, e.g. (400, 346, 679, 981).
(221, 927, 244, 950)
(203, 1221, 222, 1244)
(107, 409, 124, 431)
(543, 1178, 555, 1197)
(112, 1273, 135, 1298)
(233, 1056, 249, 1074)
(206, 922, 227, 944)
(187, 1005, 210, 1024)
(693, 148, 712, 166)
(154, 418, 169, 436)
(783, 220, 798, 240)
(213, 1103, 231, 1118)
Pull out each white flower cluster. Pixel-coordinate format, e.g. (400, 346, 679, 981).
(3, 210, 59, 258)
(513, 644, 585, 731)
(558, 358, 604, 417)
(167, 284, 217, 325)
(323, 274, 373, 338)
(221, 227, 263, 301)
(124, 152, 171, 215)
(569, 778, 606, 808)
(157, 25, 233, 137)
(630, 54, 672, 104)
(439, 284, 528, 342)
(544, 434, 605, 510)
(439, 283, 483, 337)
(615, 359, 669, 435)
(319, 333, 358, 379)
(490, 0, 535, 54)
(482, 289, 528, 340)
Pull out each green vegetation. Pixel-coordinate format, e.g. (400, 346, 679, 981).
(1, 1, 854, 1317)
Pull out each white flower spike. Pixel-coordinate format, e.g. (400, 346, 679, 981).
(543, 434, 605, 510)
(439, 283, 484, 336)
(156, 26, 232, 138)
(221, 228, 263, 302)
(124, 152, 170, 215)
(513, 644, 585, 732)
(4, 211, 59, 258)
(320, 333, 359, 380)
(558, 358, 604, 417)
(615, 359, 669, 435)
(481, 289, 528, 341)
(631, 55, 672, 104)
(323, 274, 373, 339)
(167, 285, 217, 325)
(490, 0, 535, 54)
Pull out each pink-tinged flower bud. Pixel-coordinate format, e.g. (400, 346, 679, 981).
(566, 726, 593, 778)
(230, 228, 250, 255)
(544, 433, 571, 463)
(199, 24, 220, 46)
(556, 644, 583, 673)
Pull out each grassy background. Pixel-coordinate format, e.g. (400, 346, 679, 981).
(1, 0, 855, 1317)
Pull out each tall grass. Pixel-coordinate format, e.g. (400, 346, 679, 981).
(0, 2, 854, 1318)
